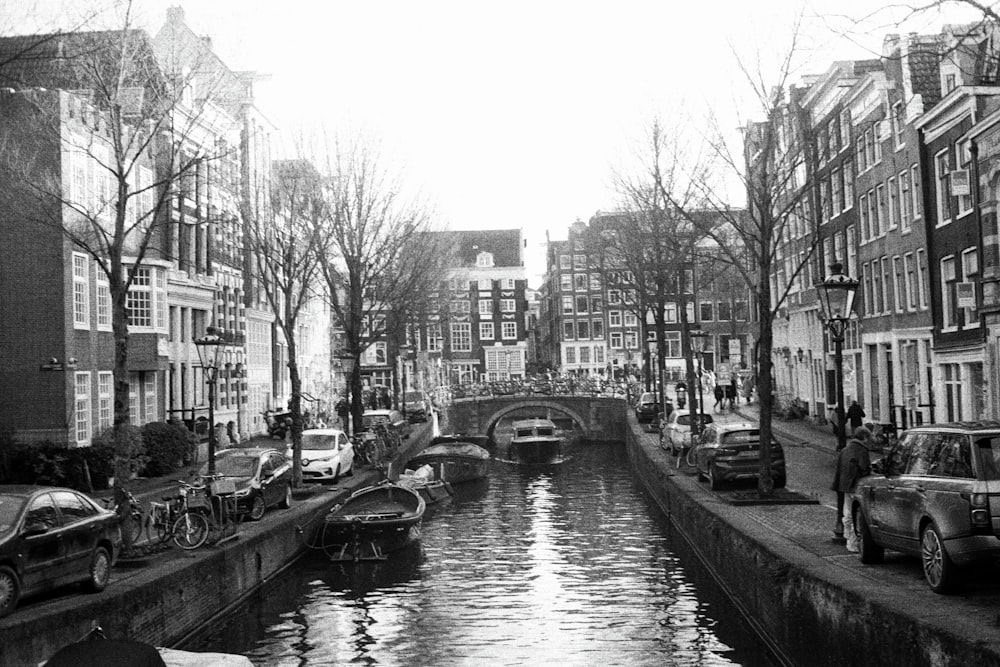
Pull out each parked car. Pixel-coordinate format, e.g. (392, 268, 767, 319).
(634, 392, 660, 424)
(362, 409, 412, 440)
(664, 409, 714, 456)
(403, 390, 431, 423)
(0, 485, 122, 617)
(693, 422, 786, 490)
(200, 447, 293, 521)
(851, 422, 1000, 594)
(298, 428, 355, 482)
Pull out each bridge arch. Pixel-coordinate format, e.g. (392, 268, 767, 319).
(480, 400, 590, 441)
(444, 395, 627, 443)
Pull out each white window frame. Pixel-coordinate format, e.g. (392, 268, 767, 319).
(478, 299, 494, 316)
(75, 372, 91, 446)
(609, 310, 622, 327)
(903, 252, 916, 311)
(898, 170, 911, 232)
(143, 374, 156, 425)
(624, 311, 637, 327)
(450, 323, 472, 352)
(962, 248, 979, 329)
(610, 331, 623, 348)
(559, 255, 571, 270)
(500, 299, 516, 313)
(941, 255, 957, 330)
(502, 321, 518, 340)
(479, 321, 494, 340)
(565, 346, 576, 364)
(72, 252, 90, 330)
(911, 164, 921, 220)
(560, 274, 572, 291)
(562, 296, 574, 314)
(935, 148, 952, 226)
(916, 248, 929, 310)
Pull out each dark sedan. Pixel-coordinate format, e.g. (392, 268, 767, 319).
(693, 423, 786, 490)
(0, 485, 122, 617)
(634, 392, 660, 424)
(198, 447, 293, 521)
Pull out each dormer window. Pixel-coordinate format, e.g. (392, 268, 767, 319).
(476, 252, 495, 268)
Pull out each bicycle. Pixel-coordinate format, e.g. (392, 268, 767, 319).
(146, 490, 185, 544)
(171, 480, 212, 549)
(104, 487, 143, 545)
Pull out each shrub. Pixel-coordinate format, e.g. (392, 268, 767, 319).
(0, 440, 113, 492)
(141, 421, 196, 477)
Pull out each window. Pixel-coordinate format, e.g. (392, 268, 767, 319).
(126, 266, 166, 331)
(573, 254, 586, 270)
(888, 177, 898, 229)
(73, 253, 90, 329)
(898, 170, 911, 231)
(819, 178, 829, 222)
(98, 371, 112, 431)
(846, 225, 857, 278)
(575, 296, 589, 313)
(916, 248, 929, 309)
(427, 325, 442, 351)
(502, 321, 518, 339)
(881, 256, 892, 314)
(592, 318, 604, 338)
(565, 347, 576, 363)
(450, 323, 471, 352)
(562, 296, 574, 314)
(96, 271, 111, 331)
(962, 248, 979, 328)
(559, 255, 571, 269)
(590, 296, 602, 312)
(945, 73, 956, 93)
(478, 299, 494, 315)
(957, 140, 973, 215)
(624, 311, 637, 327)
(594, 346, 604, 363)
(563, 321, 575, 340)
(576, 320, 589, 339)
(911, 164, 922, 219)
(75, 372, 90, 445)
(610, 331, 623, 348)
(665, 302, 677, 323)
(941, 255, 957, 329)
(859, 193, 870, 240)
(734, 300, 748, 321)
(844, 162, 854, 206)
(609, 310, 622, 326)
(579, 346, 591, 364)
(479, 322, 494, 340)
(476, 251, 495, 268)
(829, 117, 840, 153)
(625, 331, 638, 349)
(608, 289, 621, 304)
(832, 169, 843, 216)
(935, 149, 952, 225)
(840, 109, 851, 150)
(872, 260, 883, 313)
(874, 184, 885, 236)
(904, 253, 917, 310)
(699, 301, 714, 321)
(717, 300, 732, 321)
(664, 331, 682, 357)
(590, 273, 601, 290)
(873, 121, 883, 163)
(143, 374, 156, 424)
(560, 274, 572, 291)
(856, 135, 867, 172)
(892, 101, 905, 148)
(892, 256, 905, 314)
(574, 273, 588, 291)
(500, 299, 516, 313)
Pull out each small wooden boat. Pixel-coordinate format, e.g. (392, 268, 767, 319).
(408, 440, 491, 483)
(397, 464, 454, 504)
(44, 624, 253, 666)
(508, 418, 563, 464)
(321, 483, 426, 562)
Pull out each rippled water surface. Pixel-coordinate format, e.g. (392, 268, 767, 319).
(189, 441, 776, 666)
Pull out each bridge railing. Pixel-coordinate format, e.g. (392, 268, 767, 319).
(435, 381, 634, 406)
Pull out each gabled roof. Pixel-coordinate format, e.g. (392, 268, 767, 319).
(427, 229, 523, 268)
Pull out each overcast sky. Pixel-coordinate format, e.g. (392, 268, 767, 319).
(13, 0, 984, 285)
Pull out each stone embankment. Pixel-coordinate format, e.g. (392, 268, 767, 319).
(626, 417, 1000, 667)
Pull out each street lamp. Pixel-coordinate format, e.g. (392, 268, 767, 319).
(816, 261, 859, 541)
(690, 329, 708, 435)
(399, 344, 414, 418)
(194, 326, 231, 476)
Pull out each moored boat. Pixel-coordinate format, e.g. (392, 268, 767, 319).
(397, 464, 454, 504)
(320, 483, 426, 562)
(408, 440, 491, 483)
(508, 418, 563, 464)
(428, 433, 491, 449)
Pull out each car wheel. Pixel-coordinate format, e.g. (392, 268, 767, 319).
(922, 522, 957, 594)
(709, 463, 724, 491)
(855, 509, 883, 564)
(332, 463, 342, 483)
(248, 493, 267, 521)
(344, 460, 353, 476)
(278, 484, 292, 509)
(83, 546, 112, 593)
(0, 565, 19, 617)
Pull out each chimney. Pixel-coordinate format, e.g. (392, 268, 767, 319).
(202, 36, 212, 49)
(166, 6, 185, 24)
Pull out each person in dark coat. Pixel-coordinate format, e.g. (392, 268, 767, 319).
(832, 426, 872, 553)
(713, 384, 724, 412)
(847, 400, 866, 431)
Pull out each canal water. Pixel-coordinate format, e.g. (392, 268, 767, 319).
(186, 440, 777, 666)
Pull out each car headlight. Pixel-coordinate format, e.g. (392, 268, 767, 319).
(235, 487, 251, 497)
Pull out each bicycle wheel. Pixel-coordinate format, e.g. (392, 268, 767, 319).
(172, 511, 210, 550)
(686, 444, 699, 468)
(153, 505, 173, 544)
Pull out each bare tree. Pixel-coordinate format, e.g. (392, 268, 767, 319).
(244, 158, 323, 486)
(0, 8, 235, 539)
(312, 136, 441, 447)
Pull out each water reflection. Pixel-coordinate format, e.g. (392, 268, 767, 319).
(189, 441, 775, 666)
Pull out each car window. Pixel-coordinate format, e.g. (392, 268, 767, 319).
(906, 432, 944, 476)
(272, 452, 288, 467)
(25, 493, 60, 530)
(208, 455, 258, 478)
(721, 430, 760, 445)
(676, 415, 691, 427)
(537, 427, 554, 436)
(975, 436, 1000, 480)
(52, 490, 98, 523)
(929, 434, 974, 478)
(0, 494, 27, 535)
(302, 433, 338, 450)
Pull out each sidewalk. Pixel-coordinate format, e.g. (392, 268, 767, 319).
(732, 401, 841, 456)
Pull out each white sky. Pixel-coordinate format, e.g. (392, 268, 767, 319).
(12, 0, 986, 285)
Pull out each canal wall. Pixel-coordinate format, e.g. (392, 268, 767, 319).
(625, 419, 1000, 667)
(1, 425, 433, 667)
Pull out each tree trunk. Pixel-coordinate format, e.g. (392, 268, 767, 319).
(287, 343, 303, 487)
(756, 277, 776, 498)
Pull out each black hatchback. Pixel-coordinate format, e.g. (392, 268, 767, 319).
(634, 392, 660, 424)
(0, 485, 122, 617)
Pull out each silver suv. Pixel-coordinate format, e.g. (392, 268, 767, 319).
(851, 422, 1000, 593)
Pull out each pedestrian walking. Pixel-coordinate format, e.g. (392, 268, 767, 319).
(215, 422, 231, 450)
(847, 400, 866, 432)
(729, 376, 739, 409)
(713, 384, 724, 412)
(226, 420, 240, 446)
(832, 426, 872, 552)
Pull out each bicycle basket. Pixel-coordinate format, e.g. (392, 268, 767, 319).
(210, 478, 237, 495)
(187, 493, 210, 509)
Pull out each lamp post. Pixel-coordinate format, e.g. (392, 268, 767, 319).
(194, 326, 230, 476)
(690, 329, 707, 434)
(816, 261, 859, 541)
(399, 344, 413, 418)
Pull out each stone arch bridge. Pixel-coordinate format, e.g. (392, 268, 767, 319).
(443, 395, 627, 443)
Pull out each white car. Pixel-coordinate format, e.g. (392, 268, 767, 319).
(663, 409, 714, 456)
(294, 428, 355, 482)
